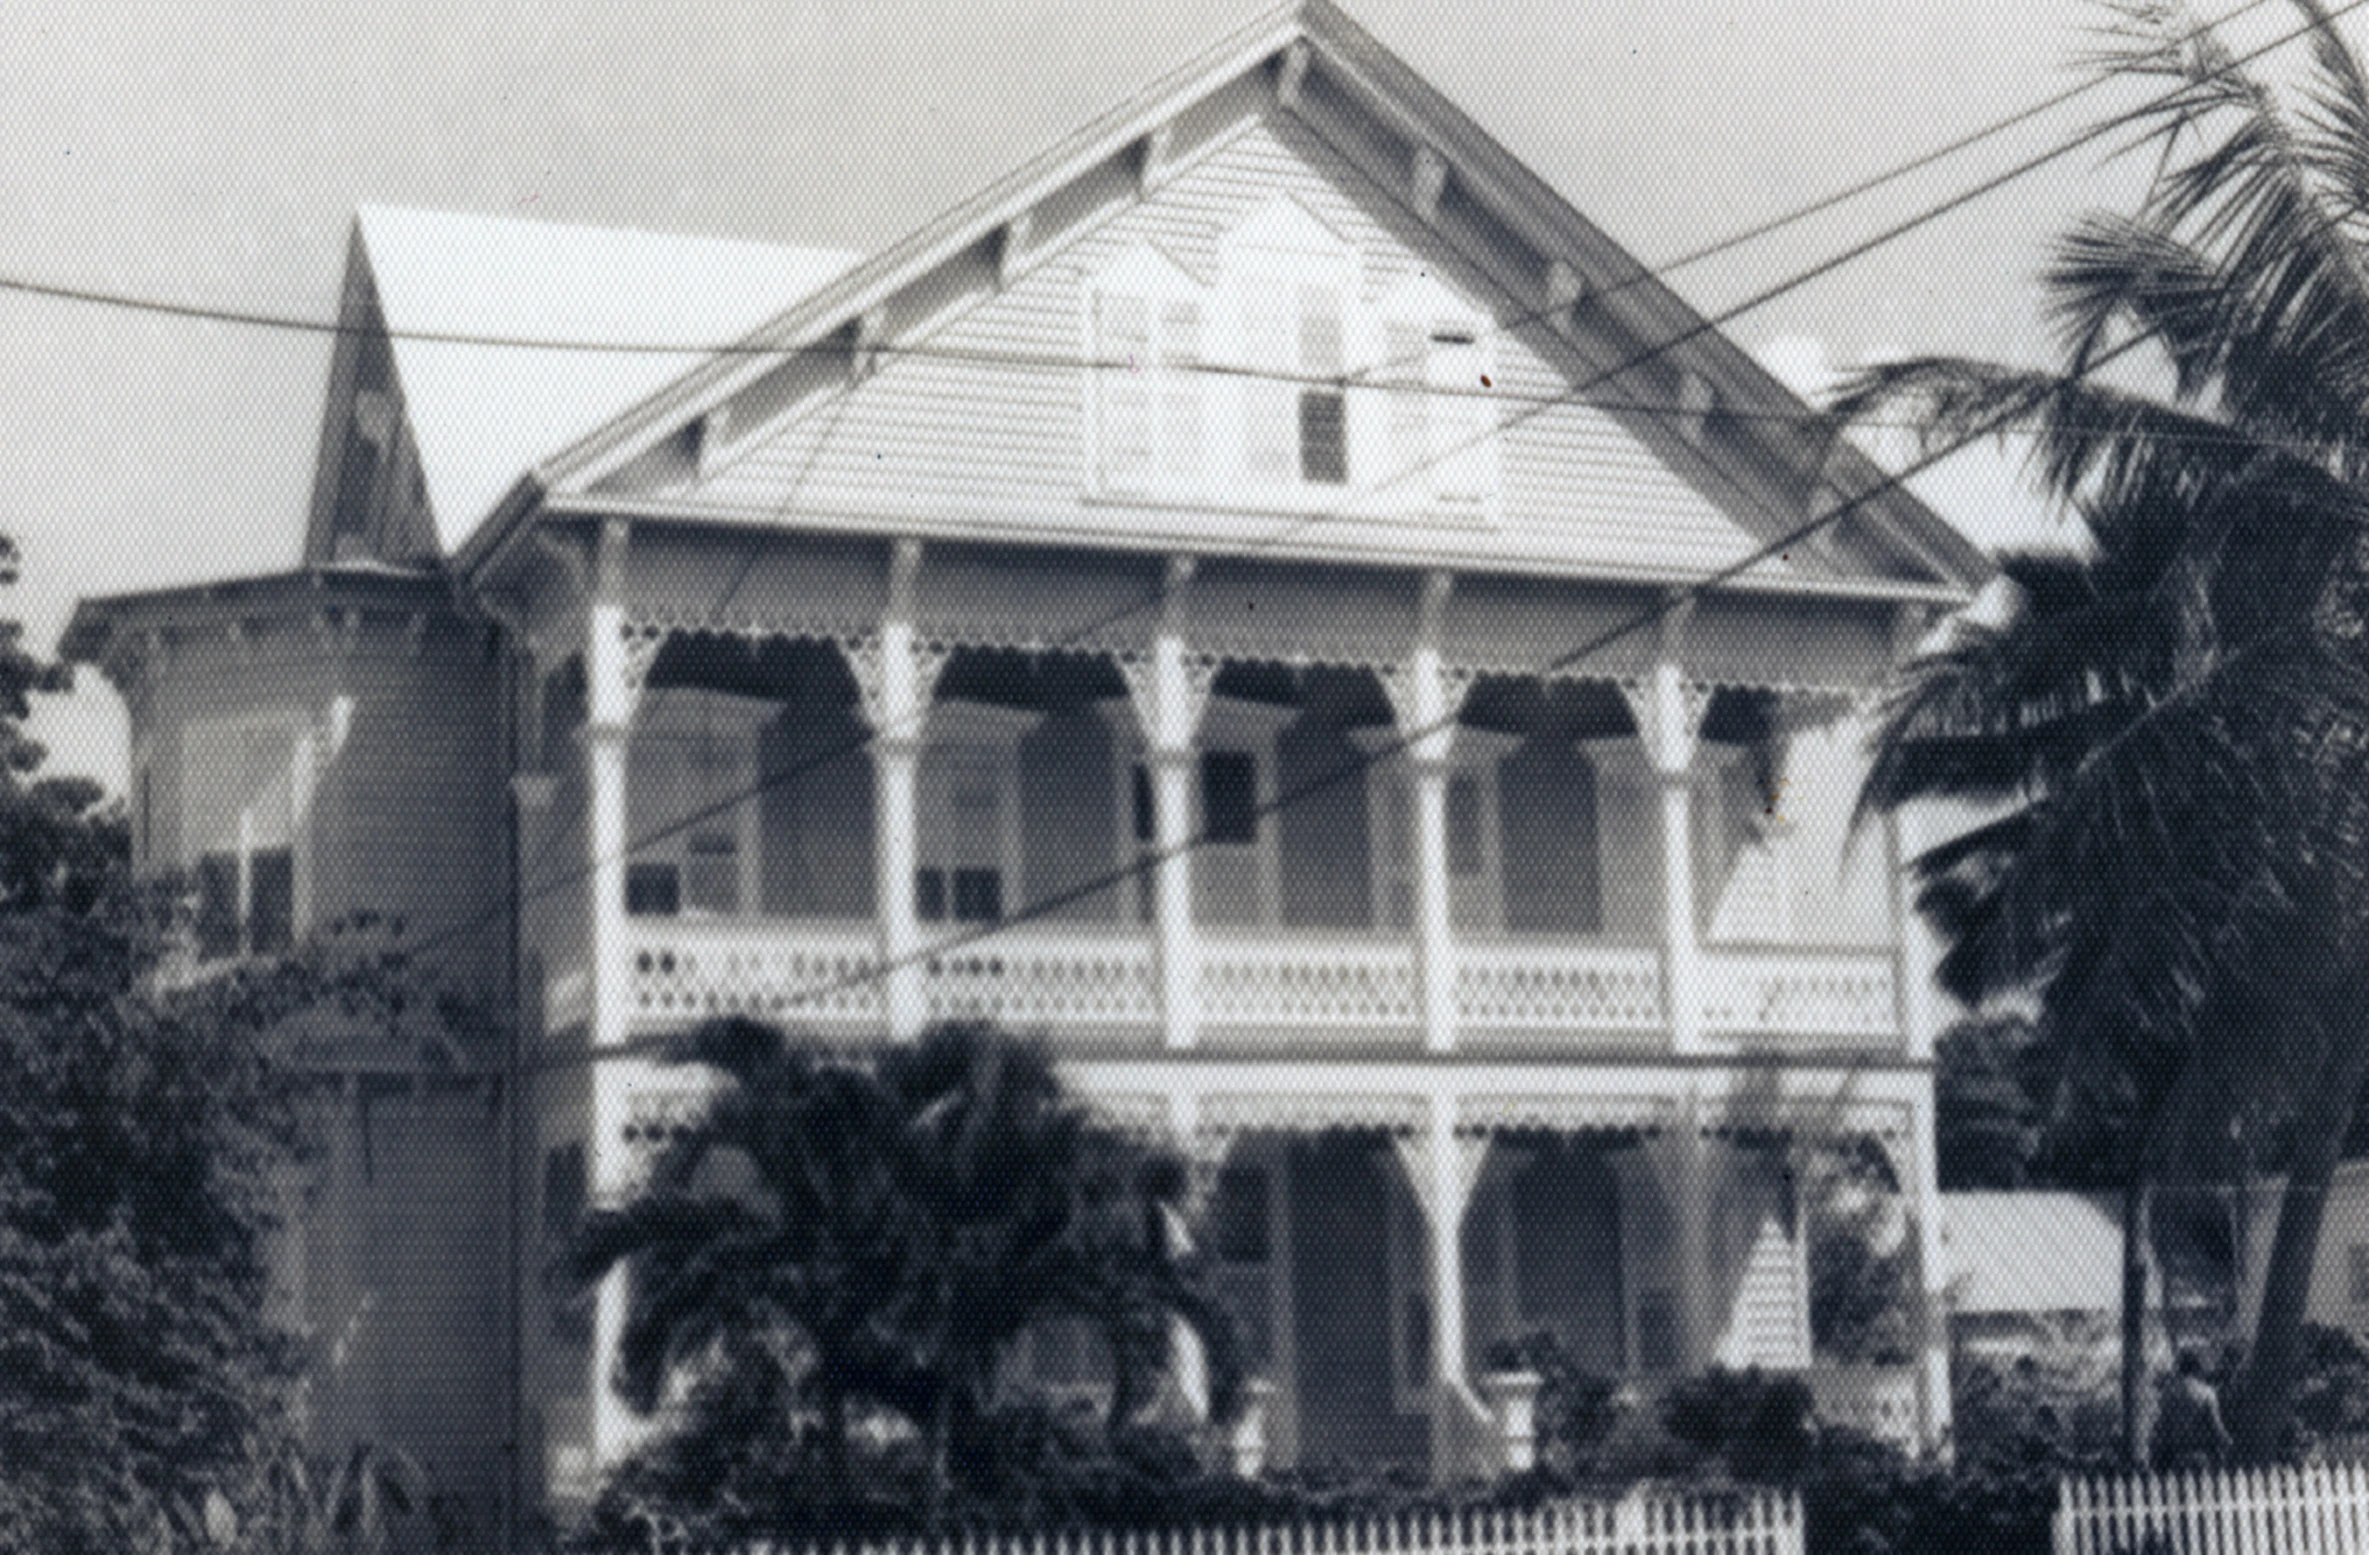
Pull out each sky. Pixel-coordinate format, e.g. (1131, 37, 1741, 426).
(0, 0, 2341, 791)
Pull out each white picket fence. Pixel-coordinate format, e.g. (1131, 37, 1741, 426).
(2055, 1462, 2369, 1553)
(638, 1490, 1803, 1555)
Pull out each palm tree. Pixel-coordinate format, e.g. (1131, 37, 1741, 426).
(1839, 0, 2369, 1460)
(570, 1019, 1239, 1524)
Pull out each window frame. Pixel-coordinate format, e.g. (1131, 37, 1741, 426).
(180, 711, 312, 962)
(1083, 244, 1210, 501)
(1385, 1154, 1434, 1413)
(623, 686, 766, 920)
(1218, 200, 1364, 503)
(1359, 726, 1519, 935)
(913, 702, 1038, 932)
(1377, 271, 1500, 522)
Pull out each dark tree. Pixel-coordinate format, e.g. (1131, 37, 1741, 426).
(1841, 0, 2369, 1457)
(572, 1019, 1242, 1536)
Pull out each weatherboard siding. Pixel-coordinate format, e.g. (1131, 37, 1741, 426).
(690, 110, 1818, 586)
(134, 619, 508, 998)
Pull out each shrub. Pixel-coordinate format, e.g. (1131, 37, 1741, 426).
(1951, 1329, 2122, 1460)
(2291, 1322, 2369, 1446)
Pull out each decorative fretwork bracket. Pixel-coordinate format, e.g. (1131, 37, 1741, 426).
(843, 633, 954, 737)
(1115, 647, 1222, 752)
(1616, 674, 1713, 773)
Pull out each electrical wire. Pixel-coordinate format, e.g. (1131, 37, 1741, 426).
(106, 0, 2367, 1018)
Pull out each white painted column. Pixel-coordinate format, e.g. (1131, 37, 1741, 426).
(1885, 605, 1947, 1062)
(1383, 572, 1471, 1056)
(584, 521, 637, 1060)
(581, 518, 650, 1468)
(1908, 1095, 1954, 1455)
(872, 732, 925, 1039)
(1410, 751, 1457, 1052)
(1889, 807, 1947, 1062)
(1123, 559, 1215, 1051)
(1394, 1097, 1489, 1481)
(1624, 604, 1709, 1055)
(848, 541, 944, 1041)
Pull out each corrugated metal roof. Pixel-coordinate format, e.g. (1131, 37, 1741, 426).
(357, 205, 859, 555)
(1943, 1191, 2124, 1316)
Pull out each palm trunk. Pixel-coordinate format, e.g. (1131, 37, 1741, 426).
(2230, 1031, 2369, 1461)
(820, 1383, 850, 1503)
(2122, 1171, 2154, 1468)
(926, 1379, 955, 1528)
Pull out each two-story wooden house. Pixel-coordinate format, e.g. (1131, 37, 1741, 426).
(63, 0, 1984, 1534)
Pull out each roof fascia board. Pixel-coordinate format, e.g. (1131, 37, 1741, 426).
(62, 568, 458, 664)
(452, 469, 552, 584)
(535, 488, 1973, 608)
(532, 1, 1311, 498)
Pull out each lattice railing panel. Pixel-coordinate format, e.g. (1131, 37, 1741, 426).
(1699, 950, 1898, 1043)
(1455, 942, 1663, 1031)
(921, 930, 1159, 1030)
(1197, 936, 1419, 1032)
(626, 921, 884, 1028)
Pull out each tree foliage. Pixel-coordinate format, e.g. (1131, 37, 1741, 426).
(0, 541, 474, 1552)
(571, 1019, 1244, 1537)
(1840, 0, 2369, 1458)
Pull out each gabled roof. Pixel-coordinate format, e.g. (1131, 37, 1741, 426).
(449, 0, 1986, 595)
(351, 206, 858, 556)
(1944, 1191, 2128, 1317)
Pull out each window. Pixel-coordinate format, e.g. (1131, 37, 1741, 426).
(1445, 772, 1485, 876)
(1381, 275, 1496, 515)
(1635, 1289, 1682, 1373)
(183, 719, 305, 960)
(917, 866, 1004, 925)
(1200, 750, 1259, 845)
(2350, 1244, 2369, 1308)
(625, 689, 761, 919)
(917, 738, 1021, 926)
(1242, 280, 1347, 487)
(1209, 1162, 1275, 1368)
(625, 863, 680, 918)
(1089, 247, 1206, 494)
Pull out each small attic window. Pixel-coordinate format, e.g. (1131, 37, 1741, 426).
(1380, 272, 1496, 517)
(1087, 246, 1207, 495)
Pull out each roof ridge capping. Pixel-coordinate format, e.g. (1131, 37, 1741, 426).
(459, 0, 1987, 593)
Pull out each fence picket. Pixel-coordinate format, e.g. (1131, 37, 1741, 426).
(683, 1485, 1813, 1555)
(2049, 1460, 2369, 1554)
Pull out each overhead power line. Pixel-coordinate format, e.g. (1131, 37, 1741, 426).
(111, 0, 2367, 1013)
(0, 0, 2279, 378)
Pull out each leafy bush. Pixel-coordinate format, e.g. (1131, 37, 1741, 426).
(1951, 1328, 2122, 1460)
(2291, 1322, 2369, 1444)
(1802, 1144, 1913, 1366)
(1660, 1368, 1815, 1484)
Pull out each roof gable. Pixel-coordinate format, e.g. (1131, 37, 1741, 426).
(464, 0, 1986, 596)
(606, 107, 1908, 588)
(307, 207, 858, 561)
